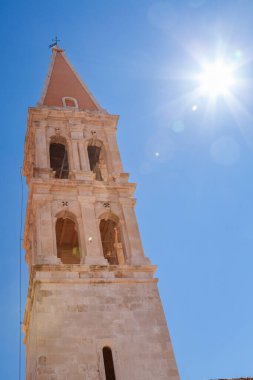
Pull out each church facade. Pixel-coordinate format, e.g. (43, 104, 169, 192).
(22, 46, 180, 380)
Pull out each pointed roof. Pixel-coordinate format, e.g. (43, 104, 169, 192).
(38, 46, 102, 111)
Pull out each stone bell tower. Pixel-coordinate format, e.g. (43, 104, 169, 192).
(22, 45, 180, 380)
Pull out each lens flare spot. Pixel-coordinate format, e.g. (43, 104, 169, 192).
(172, 120, 185, 133)
(192, 104, 198, 111)
(234, 49, 243, 60)
(146, 133, 176, 165)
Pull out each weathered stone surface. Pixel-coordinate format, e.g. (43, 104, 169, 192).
(25, 267, 179, 379)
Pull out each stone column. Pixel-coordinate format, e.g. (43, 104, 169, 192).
(83, 140, 90, 171)
(78, 196, 107, 265)
(72, 140, 80, 171)
(120, 198, 150, 265)
(114, 243, 125, 265)
(78, 141, 90, 171)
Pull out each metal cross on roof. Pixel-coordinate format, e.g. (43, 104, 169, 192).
(49, 36, 60, 49)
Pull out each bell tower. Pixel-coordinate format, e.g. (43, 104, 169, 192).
(23, 45, 180, 380)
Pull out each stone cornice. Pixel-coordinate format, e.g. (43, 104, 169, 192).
(28, 106, 119, 127)
(27, 177, 136, 194)
(32, 263, 157, 274)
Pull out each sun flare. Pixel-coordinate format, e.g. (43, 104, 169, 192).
(198, 60, 236, 97)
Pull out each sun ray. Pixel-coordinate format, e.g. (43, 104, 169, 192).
(223, 91, 253, 149)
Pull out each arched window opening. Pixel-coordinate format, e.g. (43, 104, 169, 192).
(102, 347, 116, 380)
(99, 219, 125, 265)
(62, 97, 78, 108)
(88, 145, 103, 181)
(56, 217, 80, 264)
(50, 143, 69, 179)
(65, 98, 75, 107)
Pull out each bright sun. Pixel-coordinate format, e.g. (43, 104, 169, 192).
(199, 60, 236, 97)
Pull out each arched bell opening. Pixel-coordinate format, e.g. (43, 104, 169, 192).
(87, 140, 108, 181)
(50, 142, 69, 179)
(102, 346, 116, 380)
(55, 217, 81, 264)
(99, 218, 125, 265)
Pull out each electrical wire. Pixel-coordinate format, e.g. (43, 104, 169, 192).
(19, 166, 24, 380)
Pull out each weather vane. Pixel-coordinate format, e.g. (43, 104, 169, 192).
(49, 36, 60, 49)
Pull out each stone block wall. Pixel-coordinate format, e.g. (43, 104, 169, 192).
(25, 270, 179, 380)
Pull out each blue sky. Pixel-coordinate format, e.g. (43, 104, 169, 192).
(1, 0, 253, 379)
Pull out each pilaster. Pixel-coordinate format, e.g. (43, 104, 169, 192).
(78, 140, 90, 171)
(78, 196, 108, 265)
(34, 122, 47, 168)
(34, 195, 59, 264)
(72, 140, 80, 170)
(106, 128, 123, 174)
(120, 198, 150, 265)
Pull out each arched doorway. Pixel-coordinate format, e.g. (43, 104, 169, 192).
(55, 217, 80, 264)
